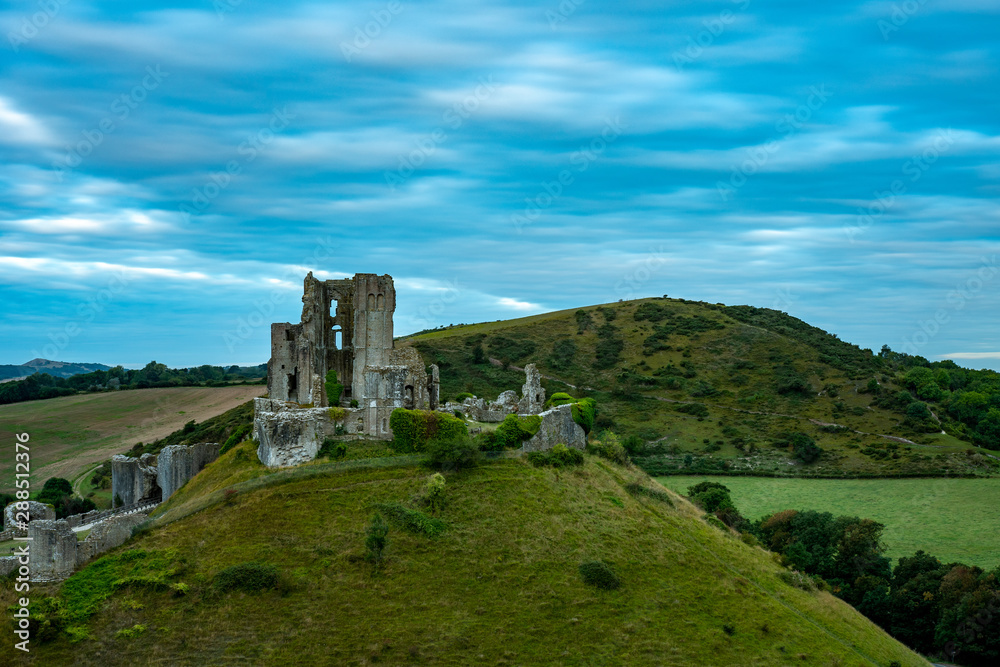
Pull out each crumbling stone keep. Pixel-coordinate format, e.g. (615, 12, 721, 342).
(256, 272, 443, 466)
(267, 272, 439, 421)
(157, 442, 221, 499)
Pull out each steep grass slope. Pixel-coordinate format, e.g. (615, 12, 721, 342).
(2, 443, 929, 666)
(407, 298, 998, 478)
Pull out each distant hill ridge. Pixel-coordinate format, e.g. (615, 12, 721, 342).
(0, 359, 111, 382)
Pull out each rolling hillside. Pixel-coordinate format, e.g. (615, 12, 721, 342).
(0, 440, 930, 666)
(407, 298, 1000, 478)
(0, 385, 265, 496)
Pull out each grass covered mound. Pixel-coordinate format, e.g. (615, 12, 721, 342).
(1, 452, 928, 666)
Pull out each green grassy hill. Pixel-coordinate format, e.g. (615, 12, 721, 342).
(1, 441, 929, 666)
(407, 298, 1000, 478)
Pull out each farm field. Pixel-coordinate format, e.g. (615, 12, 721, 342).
(657, 475, 1000, 569)
(0, 385, 265, 493)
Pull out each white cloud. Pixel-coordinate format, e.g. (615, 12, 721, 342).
(497, 296, 543, 311)
(0, 96, 52, 146)
(940, 352, 1000, 360)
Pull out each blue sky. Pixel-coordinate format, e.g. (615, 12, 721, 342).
(1, 0, 998, 370)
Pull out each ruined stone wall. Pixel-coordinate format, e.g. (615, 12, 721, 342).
(522, 404, 586, 452)
(0, 556, 19, 577)
(157, 442, 221, 500)
(27, 520, 78, 583)
(3, 500, 55, 537)
(111, 453, 160, 507)
(518, 363, 546, 414)
(76, 513, 149, 566)
(429, 364, 440, 409)
(255, 398, 330, 467)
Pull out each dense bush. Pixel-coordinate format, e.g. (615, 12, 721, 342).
(525, 443, 584, 468)
(594, 323, 625, 369)
(775, 365, 813, 397)
(425, 435, 481, 471)
(454, 392, 474, 402)
(487, 335, 536, 363)
(374, 502, 446, 536)
(571, 398, 597, 434)
(578, 560, 622, 590)
(772, 432, 822, 464)
(547, 392, 575, 407)
(318, 438, 347, 459)
(36, 477, 96, 519)
(687, 481, 735, 513)
(495, 414, 542, 449)
(390, 409, 468, 452)
(590, 432, 629, 465)
(364, 514, 389, 571)
(549, 338, 577, 369)
(213, 561, 280, 593)
(904, 401, 939, 432)
(675, 402, 709, 419)
(473, 430, 500, 451)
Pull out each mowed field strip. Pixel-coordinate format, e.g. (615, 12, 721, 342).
(0, 386, 265, 492)
(657, 475, 1000, 569)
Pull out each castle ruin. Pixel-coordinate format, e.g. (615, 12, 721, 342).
(266, 272, 439, 437)
(254, 272, 583, 468)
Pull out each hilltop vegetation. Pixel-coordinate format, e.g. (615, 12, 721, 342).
(407, 297, 1000, 478)
(1, 440, 928, 666)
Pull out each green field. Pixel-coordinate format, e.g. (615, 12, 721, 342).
(657, 475, 1000, 569)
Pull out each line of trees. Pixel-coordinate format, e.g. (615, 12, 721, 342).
(879, 346, 1000, 449)
(689, 482, 1000, 666)
(0, 361, 266, 406)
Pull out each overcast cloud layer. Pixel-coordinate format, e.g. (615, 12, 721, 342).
(1, 0, 998, 369)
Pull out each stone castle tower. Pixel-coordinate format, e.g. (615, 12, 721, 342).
(266, 272, 438, 439)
